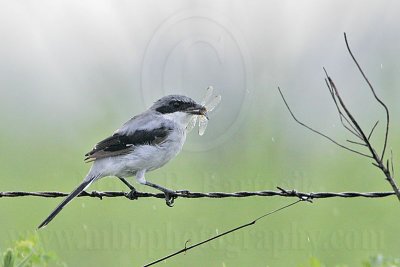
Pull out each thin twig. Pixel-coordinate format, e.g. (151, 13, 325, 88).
(0, 190, 396, 199)
(368, 121, 379, 141)
(343, 32, 390, 160)
(326, 75, 374, 153)
(324, 74, 362, 139)
(391, 149, 395, 176)
(278, 87, 372, 158)
(346, 139, 367, 147)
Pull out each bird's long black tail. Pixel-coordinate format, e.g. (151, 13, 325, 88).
(38, 178, 94, 229)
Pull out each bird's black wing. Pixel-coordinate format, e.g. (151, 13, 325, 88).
(84, 126, 172, 162)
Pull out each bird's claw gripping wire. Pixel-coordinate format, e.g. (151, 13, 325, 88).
(163, 189, 178, 207)
(126, 189, 139, 200)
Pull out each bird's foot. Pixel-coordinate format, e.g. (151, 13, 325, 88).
(143, 181, 180, 207)
(162, 189, 178, 207)
(126, 188, 139, 200)
(162, 189, 192, 206)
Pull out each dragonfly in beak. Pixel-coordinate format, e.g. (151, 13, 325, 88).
(186, 86, 222, 136)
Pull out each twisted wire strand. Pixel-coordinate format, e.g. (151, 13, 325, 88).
(0, 190, 395, 200)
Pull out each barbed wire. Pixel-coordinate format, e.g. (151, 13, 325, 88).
(0, 188, 395, 201)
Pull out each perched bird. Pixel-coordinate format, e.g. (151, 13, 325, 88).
(38, 95, 207, 229)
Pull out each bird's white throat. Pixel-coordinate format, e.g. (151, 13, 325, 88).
(162, 111, 193, 127)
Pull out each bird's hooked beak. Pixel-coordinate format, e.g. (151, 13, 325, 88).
(186, 104, 208, 119)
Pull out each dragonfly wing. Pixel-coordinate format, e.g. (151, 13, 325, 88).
(198, 115, 208, 136)
(201, 86, 214, 106)
(205, 95, 221, 112)
(186, 115, 198, 132)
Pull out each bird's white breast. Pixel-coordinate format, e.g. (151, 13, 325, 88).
(90, 123, 187, 178)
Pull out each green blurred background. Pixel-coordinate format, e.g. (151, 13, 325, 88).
(1, 0, 400, 266)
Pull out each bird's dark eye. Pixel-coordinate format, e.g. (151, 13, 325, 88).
(172, 101, 181, 108)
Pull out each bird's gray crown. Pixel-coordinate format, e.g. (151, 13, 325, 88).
(151, 95, 199, 114)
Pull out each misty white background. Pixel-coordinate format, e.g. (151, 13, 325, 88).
(1, 0, 399, 151)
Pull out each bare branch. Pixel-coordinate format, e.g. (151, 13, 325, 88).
(368, 121, 379, 141)
(326, 76, 376, 155)
(344, 32, 390, 160)
(324, 72, 362, 139)
(346, 139, 367, 147)
(278, 34, 400, 203)
(391, 149, 395, 176)
(339, 114, 363, 139)
(387, 159, 390, 173)
(325, 75, 367, 140)
(278, 87, 372, 158)
(324, 72, 400, 202)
